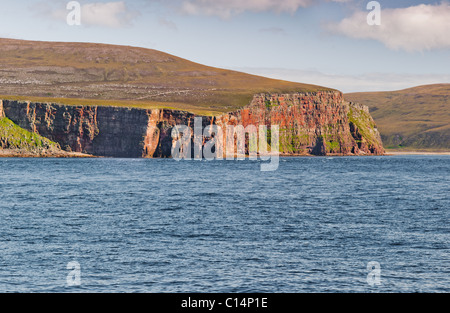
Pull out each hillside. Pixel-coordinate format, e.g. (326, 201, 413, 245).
(345, 84, 450, 151)
(0, 38, 333, 115)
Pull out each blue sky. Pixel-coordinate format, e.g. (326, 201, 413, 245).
(0, 0, 449, 92)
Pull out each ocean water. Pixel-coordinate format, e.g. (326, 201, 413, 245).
(0, 156, 448, 293)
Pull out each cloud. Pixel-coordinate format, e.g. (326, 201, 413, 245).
(51, 1, 138, 28)
(327, 2, 450, 52)
(81, 2, 137, 27)
(181, 0, 310, 18)
(179, 0, 348, 18)
(234, 67, 450, 93)
(36, 0, 352, 27)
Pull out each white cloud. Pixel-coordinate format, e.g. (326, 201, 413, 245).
(179, 0, 348, 18)
(328, 2, 450, 52)
(81, 2, 136, 27)
(234, 67, 450, 93)
(52, 1, 138, 28)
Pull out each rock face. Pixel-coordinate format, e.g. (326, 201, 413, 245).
(215, 92, 384, 155)
(1, 100, 190, 157)
(0, 100, 4, 118)
(0, 110, 87, 158)
(0, 91, 384, 158)
(347, 102, 385, 155)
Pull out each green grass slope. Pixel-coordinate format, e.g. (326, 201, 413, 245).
(0, 38, 334, 115)
(0, 117, 60, 152)
(345, 84, 450, 151)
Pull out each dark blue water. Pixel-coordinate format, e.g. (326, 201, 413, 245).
(0, 156, 449, 293)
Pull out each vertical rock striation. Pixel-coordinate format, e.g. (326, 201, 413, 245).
(215, 92, 384, 155)
(1, 91, 384, 158)
(0, 100, 4, 118)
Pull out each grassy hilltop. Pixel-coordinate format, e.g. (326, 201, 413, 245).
(0, 38, 333, 116)
(346, 84, 450, 151)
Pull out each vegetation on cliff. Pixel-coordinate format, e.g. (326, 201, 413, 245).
(0, 38, 386, 157)
(0, 117, 60, 154)
(1, 95, 385, 158)
(347, 103, 384, 154)
(215, 93, 385, 156)
(345, 84, 450, 151)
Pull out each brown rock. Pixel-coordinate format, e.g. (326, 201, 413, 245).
(1, 92, 384, 158)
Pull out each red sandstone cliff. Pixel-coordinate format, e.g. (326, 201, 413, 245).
(0, 91, 384, 158)
(216, 92, 384, 156)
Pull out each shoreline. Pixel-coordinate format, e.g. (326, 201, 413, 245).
(2, 150, 450, 158)
(0, 150, 95, 158)
(385, 151, 450, 156)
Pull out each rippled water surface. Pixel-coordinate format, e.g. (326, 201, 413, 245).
(0, 156, 449, 292)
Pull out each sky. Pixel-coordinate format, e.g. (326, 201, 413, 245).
(0, 0, 449, 92)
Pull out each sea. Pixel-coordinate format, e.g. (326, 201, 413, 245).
(0, 156, 449, 293)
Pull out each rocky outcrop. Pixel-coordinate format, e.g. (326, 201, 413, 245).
(215, 92, 384, 155)
(347, 102, 385, 155)
(0, 114, 90, 158)
(0, 91, 384, 158)
(0, 100, 209, 158)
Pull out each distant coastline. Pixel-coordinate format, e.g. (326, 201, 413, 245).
(3, 151, 450, 158)
(385, 150, 450, 156)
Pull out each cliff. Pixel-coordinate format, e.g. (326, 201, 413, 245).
(0, 111, 89, 157)
(0, 99, 210, 158)
(0, 115, 59, 155)
(0, 92, 384, 158)
(0, 39, 385, 158)
(215, 92, 384, 156)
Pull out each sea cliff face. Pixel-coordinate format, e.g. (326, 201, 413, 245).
(215, 91, 384, 156)
(1, 101, 194, 157)
(0, 91, 384, 157)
